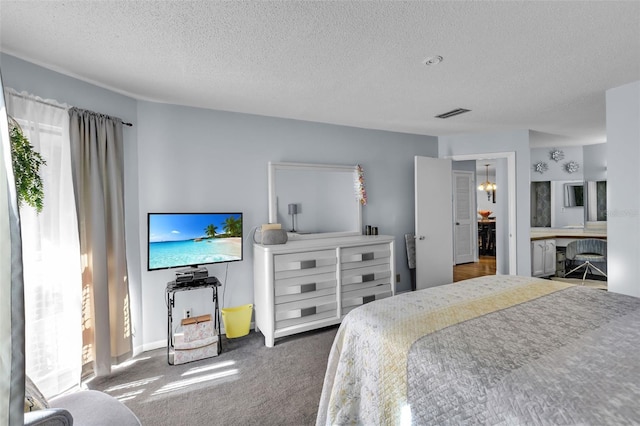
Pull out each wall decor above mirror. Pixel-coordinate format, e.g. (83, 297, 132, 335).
(533, 161, 548, 174)
(268, 162, 362, 239)
(564, 161, 580, 174)
(550, 148, 565, 162)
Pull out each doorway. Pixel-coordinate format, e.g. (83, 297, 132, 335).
(414, 152, 516, 289)
(452, 161, 498, 281)
(448, 152, 517, 278)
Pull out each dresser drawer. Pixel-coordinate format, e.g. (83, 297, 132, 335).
(274, 250, 337, 280)
(275, 271, 337, 304)
(341, 285, 393, 316)
(341, 263, 391, 289)
(275, 295, 337, 329)
(340, 244, 391, 270)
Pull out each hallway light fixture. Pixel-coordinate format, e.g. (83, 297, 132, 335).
(478, 164, 496, 201)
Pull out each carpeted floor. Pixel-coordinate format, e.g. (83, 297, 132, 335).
(89, 326, 339, 426)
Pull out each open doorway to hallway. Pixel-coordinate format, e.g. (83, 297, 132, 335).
(452, 159, 499, 281)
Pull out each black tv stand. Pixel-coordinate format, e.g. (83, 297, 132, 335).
(165, 276, 222, 364)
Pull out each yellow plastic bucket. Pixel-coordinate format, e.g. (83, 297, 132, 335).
(221, 304, 253, 338)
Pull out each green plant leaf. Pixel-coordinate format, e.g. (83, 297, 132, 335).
(8, 117, 46, 213)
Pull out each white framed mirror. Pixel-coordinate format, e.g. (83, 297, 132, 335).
(268, 162, 362, 239)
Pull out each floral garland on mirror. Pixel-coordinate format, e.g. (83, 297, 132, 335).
(355, 164, 367, 205)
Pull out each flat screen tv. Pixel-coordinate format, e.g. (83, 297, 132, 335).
(147, 212, 243, 271)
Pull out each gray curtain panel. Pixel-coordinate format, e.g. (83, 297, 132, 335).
(0, 72, 26, 426)
(68, 107, 132, 377)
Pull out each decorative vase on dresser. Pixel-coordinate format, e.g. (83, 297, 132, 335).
(253, 235, 395, 347)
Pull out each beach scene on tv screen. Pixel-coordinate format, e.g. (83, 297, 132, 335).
(149, 213, 242, 269)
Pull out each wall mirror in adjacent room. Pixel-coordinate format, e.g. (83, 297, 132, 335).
(531, 180, 584, 228)
(531, 179, 607, 228)
(530, 142, 607, 229)
(268, 162, 362, 238)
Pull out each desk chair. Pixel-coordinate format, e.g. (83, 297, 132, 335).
(564, 239, 607, 284)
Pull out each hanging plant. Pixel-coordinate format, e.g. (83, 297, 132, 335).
(8, 116, 46, 212)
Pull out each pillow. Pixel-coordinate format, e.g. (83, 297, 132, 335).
(24, 375, 49, 412)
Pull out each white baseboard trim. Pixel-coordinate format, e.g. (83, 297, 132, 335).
(142, 340, 166, 352)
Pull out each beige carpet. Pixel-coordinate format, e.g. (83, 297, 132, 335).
(550, 276, 608, 290)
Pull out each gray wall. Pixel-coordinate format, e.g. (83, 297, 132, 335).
(438, 130, 532, 276)
(583, 143, 607, 182)
(530, 146, 584, 182)
(494, 157, 509, 274)
(1, 53, 438, 350)
(606, 80, 640, 297)
(137, 101, 437, 346)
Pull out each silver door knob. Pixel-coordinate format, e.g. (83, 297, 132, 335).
(418, 236, 425, 240)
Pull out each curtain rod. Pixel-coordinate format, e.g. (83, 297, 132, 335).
(6, 91, 133, 127)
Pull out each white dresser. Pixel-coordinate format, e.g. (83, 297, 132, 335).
(253, 235, 395, 347)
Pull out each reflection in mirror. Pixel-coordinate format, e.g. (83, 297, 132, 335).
(268, 162, 362, 238)
(564, 183, 584, 207)
(586, 181, 607, 222)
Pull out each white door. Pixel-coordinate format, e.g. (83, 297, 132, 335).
(453, 171, 475, 264)
(415, 156, 453, 289)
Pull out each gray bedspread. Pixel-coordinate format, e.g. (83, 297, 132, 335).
(317, 275, 640, 425)
(408, 286, 640, 425)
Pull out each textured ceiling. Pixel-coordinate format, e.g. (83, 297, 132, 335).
(1, 1, 639, 147)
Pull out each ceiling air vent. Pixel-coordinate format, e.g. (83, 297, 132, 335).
(435, 108, 471, 119)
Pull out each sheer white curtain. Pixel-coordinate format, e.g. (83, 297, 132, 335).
(5, 89, 82, 398)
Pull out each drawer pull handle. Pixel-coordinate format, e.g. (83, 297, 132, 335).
(300, 283, 316, 293)
(300, 260, 317, 269)
(301, 307, 317, 317)
(362, 252, 375, 261)
(362, 273, 375, 282)
(363, 295, 376, 304)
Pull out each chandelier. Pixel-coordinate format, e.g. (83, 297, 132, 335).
(478, 164, 496, 201)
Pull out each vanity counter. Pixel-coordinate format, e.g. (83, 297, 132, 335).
(531, 227, 607, 241)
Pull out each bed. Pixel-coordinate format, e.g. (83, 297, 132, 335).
(316, 275, 640, 425)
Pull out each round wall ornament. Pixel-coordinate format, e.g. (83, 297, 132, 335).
(550, 148, 564, 162)
(533, 161, 548, 174)
(564, 161, 579, 174)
